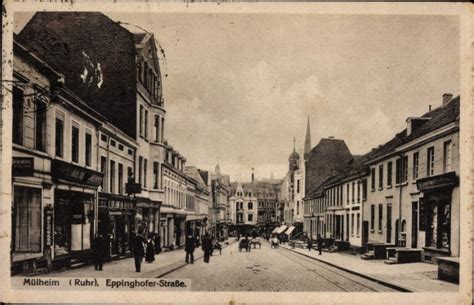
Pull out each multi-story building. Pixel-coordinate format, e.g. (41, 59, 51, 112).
(230, 183, 258, 230)
(184, 166, 211, 240)
(210, 163, 231, 239)
(11, 38, 105, 274)
(19, 12, 167, 240)
(97, 123, 138, 259)
(364, 95, 460, 263)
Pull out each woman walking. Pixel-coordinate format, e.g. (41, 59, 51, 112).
(145, 235, 155, 263)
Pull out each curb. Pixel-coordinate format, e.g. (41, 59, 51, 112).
(280, 246, 414, 293)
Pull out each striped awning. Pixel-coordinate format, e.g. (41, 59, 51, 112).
(274, 225, 288, 234)
(285, 226, 295, 235)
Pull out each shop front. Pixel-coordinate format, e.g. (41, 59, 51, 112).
(134, 198, 160, 239)
(98, 193, 136, 259)
(417, 172, 459, 263)
(51, 159, 103, 269)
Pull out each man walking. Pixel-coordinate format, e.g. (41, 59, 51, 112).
(92, 233, 105, 271)
(317, 234, 323, 255)
(133, 229, 146, 272)
(185, 233, 196, 264)
(307, 235, 313, 252)
(202, 233, 212, 263)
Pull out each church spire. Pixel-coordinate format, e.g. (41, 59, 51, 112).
(304, 116, 311, 160)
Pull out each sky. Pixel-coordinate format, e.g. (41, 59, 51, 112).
(14, 12, 460, 182)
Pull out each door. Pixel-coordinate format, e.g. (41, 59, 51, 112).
(411, 202, 418, 248)
(386, 204, 392, 244)
(362, 221, 369, 248)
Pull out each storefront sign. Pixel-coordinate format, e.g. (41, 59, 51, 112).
(417, 172, 458, 191)
(12, 157, 34, 176)
(52, 159, 104, 186)
(44, 207, 53, 247)
(126, 183, 142, 194)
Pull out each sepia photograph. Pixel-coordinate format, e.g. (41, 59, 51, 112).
(1, 2, 472, 304)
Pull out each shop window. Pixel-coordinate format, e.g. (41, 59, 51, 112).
(55, 114, 64, 157)
(85, 132, 92, 167)
(12, 87, 24, 145)
(13, 186, 41, 253)
(443, 141, 452, 173)
(71, 124, 79, 163)
(35, 99, 47, 152)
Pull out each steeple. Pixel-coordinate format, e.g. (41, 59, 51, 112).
(304, 116, 312, 160)
(215, 161, 221, 175)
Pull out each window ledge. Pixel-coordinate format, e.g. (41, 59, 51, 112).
(378, 187, 383, 191)
(370, 229, 375, 233)
(378, 230, 383, 234)
(386, 185, 392, 189)
(370, 189, 375, 192)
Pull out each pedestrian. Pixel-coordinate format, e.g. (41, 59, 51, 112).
(202, 233, 212, 263)
(133, 229, 146, 272)
(317, 234, 323, 255)
(185, 234, 195, 264)
(145, 235, 155, 263)
(154, 234, 162, 255)
(307, 236, 313, 251)
(210, 236, 216, 256)
(92, 233, 105, 271)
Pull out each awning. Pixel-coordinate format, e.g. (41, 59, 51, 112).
(274, 225, 288, 234)
(271, 227, 280, 234)
(186, 214, 205, 221)
(285, 226, 295, 235)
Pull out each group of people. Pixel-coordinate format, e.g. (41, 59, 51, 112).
(185, 232, 221, 264)
(307, 234, 324, 255)
(132, 230, 162, 272)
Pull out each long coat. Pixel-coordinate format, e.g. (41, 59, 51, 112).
(201, 236, 212, 252)
(185, 236, 196, 252)
(133, 234, 146, 257)
(92, 235, 106, 261)
(145, 240, 155, 262)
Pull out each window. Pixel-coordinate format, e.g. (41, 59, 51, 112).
(351, 182, 355, 202)
(427, 147, 435, 177)
(378, 204, 383, 231)
(387, 161, 393, 187)
(357, 181, 360, 202)
(248, 214, 253, 222)
(144, 110, 148, 139)
(100, 156, 107, 191)
(138, 156, 143, 185)
(101, 134, 107, 142)
(370, 204, 375, 230)
(371, 167, 376, 190)
(297, 201, 300, 214)
(378, 165, 384, 189)
(143, 159, 147, 188)
(443, 141, 452, 173)
(155, 115, 160, 142)
(118, 144, 124, 151)
(118, 163, 123, 194)
(161, 117, 165, 142)
(296, 180, 300, 194)
(248, 202, 253, 210)
(55, 115, 64, 157)
(413, 152, 419, 180)
(85, 132, 92, 167)
(128, 149, 133, 156)
(35, 100, 47, 152)
(357, 213, 360, 236)
(153, 162, 159, 189)
(110, 160, 115, 193)
(362, 179, 367, 200)
(13, 186, 41, 252)
(346, 184, 349, 203)
(12, 87, 24, 145)
(351, 213, 354, 235)
(396, 157, 408, 184)
(139, 105, 144, 136)
(71, 125, 79, 163)
(110, 139, 116, 147)
(127, 166, 133, 183)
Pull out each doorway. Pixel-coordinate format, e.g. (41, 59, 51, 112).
(386, 204, 392, 244)
(411, 201, 418, 248)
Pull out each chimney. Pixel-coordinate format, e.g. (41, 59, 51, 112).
(443, 93, 453, 106)
(429, 105, 432, 111)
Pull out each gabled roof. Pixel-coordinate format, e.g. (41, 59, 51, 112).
(185, 166, 208, 190)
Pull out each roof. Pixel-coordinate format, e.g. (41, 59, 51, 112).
(132, 32, 147, 44)
(288, 150, 300, 161)
(366, 96, 460, 163)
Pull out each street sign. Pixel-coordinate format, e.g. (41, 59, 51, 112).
(12, 157, 34, 176)
(126, 182, 142, 194)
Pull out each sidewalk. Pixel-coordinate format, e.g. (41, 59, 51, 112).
(45, 240, 235, 279)
(281, 244, 458, 292)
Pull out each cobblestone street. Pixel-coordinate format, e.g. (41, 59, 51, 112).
(165, 241, 397, 292)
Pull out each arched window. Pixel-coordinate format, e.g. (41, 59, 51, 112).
(248, 202, 253, 210)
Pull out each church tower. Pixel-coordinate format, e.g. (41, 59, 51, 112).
(304, 116, 312, 161)
(288, 137, 300, 171)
